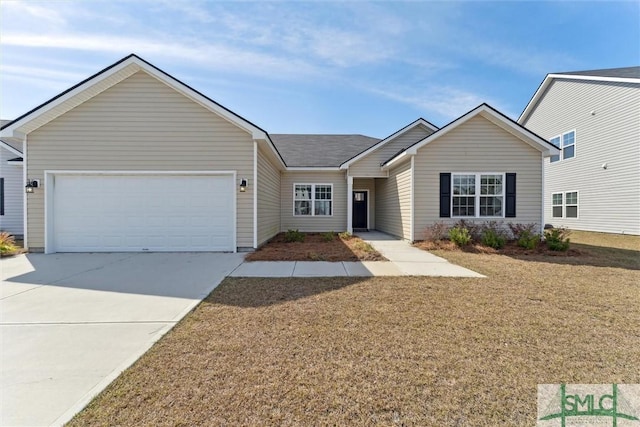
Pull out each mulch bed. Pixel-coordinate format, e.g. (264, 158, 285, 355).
(246, 233, 386, 262)
(414, 239, 583, 257)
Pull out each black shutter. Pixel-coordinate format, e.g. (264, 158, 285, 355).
(0, 178, 4, 216)
(505, 173, 516, 218)
(439, 173, 451, 218)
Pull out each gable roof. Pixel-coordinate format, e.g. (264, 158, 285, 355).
(339, 118, 438, 169)
(0, 54, 286, 168)
(555, 66, 640, 79)
(518, 66, 640, 123)
(382, 103, 560, 169)
(271, 134, 380, 168)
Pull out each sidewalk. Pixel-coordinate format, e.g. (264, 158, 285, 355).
(230, 231, 484, 278)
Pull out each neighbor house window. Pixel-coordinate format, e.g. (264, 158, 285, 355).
(565, 191, 578, 218)
(550, 136, 561, 163)
(294, 184, 332, 216)
(552, 193, 563, 218)
(549, 130, 575, 162)
(552, 191, 578, 218)
(452, 173, 503, 218)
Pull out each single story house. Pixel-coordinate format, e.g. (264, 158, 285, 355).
(0, 54, 559, 253)
(0, 133, 24, 237)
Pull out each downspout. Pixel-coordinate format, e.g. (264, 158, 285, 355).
(540, 152, 545, 236)
(347, 175, 353, 233)
(253, 141, 258, 249)
(22, 135, 28, 250)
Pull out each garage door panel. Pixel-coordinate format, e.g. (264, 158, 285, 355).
(53, 174, 235, 252)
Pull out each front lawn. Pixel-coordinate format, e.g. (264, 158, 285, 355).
(70, 232, 639, 426)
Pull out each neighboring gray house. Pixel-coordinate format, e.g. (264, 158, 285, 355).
(0, 119, 24, 237)
(519, 67, 640, 235)
(0, 54, 558, 253)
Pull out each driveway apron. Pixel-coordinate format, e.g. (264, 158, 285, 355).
(1, 252, 244, 427)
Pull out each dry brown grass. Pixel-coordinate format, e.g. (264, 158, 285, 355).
(246, 232, 386, 262)
(69, 232, 640, 426)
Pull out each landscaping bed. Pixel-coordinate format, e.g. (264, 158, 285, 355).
(246, 232, 386, 262)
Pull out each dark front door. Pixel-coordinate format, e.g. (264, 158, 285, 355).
(352, 191, 368, 230)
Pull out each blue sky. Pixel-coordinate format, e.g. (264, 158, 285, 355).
(1, 1, 638, 137)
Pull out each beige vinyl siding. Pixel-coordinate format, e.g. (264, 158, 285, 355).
(0, 148, 23, 236)
(413, 115, 542, 240)
(349, 125, 434, 177)
(375, 160, 412, 239)
(26, 71, 255, 249)
(256, 145, 281, 246)
(521, 79, 640, 235)
(280, 171, 347, 232)
(353, 178, 375, 229)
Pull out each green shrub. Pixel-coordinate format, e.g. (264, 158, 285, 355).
(481, 228, 506, 249)
(453, 219, 481, 241)
(508, 222, 539, 240)
(338, 231, 352, 240)
(544, 228, 570, 251)
(449, 226, 472, 247)
(423, 221, 450, 242)
(284, 229, 305, 243)
(321, 231, 335, 242)
(517, 230, 540, 249)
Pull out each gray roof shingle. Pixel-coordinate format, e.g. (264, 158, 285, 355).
(270, 134, 380, 167)
(556, 66, 640, 79)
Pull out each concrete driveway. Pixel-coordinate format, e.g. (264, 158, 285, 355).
(1, 252, 244, 427)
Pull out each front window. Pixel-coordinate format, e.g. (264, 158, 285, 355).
(452, 173, 503, 218)
(294, 184, 332, 216)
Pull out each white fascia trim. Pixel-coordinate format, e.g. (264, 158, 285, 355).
(0, 140, 23, 156)
(1, 59, 141, 138)
(0, 55, 270, 145)
(339, 118, 439, 170)
(384, 105, 558, 168)
(518, 73, 640, 124)
(256, 137, 287, 170)
(286, 167, 341, 171)
(141, 62, 267, 139)
(381, 151, 411, 171)
(253, 141, 258, 249)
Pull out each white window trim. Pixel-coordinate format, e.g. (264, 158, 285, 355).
(549, 130, 576, 162)
(451, 172, 505, 219)
(551, 191, 579, 219)
(293, 183, 333, 217)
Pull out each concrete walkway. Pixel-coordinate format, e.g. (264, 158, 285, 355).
(230, 231, 484, 278)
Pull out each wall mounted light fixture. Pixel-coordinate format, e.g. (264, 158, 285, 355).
(239, 178, 247, 192)
(25, 180, 39, 193)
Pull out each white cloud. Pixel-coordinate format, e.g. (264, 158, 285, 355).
(0, 33, 323, 79)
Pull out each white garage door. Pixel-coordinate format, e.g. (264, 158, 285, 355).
(52, 174, 235, 252)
